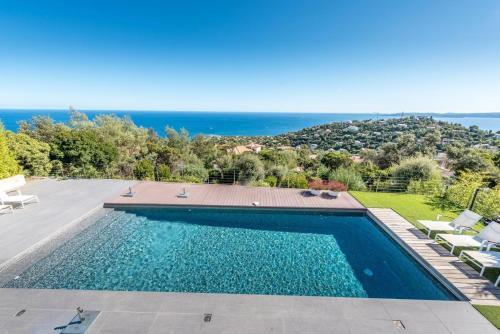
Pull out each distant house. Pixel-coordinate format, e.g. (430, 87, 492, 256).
(230, 145, 253, 155)
(350, 155, 365, 163)
(248, 143, 263, 153)
(230, 143, 263, 155)
(397, 123, 408, 128)
(346, 125, 359, 133)
(310, 144, 318, 150)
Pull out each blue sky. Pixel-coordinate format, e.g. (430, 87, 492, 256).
(0, 0, 499, 113)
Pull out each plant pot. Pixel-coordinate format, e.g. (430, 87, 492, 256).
(327, 190, 341, 198)
(309, 189, 322, 196)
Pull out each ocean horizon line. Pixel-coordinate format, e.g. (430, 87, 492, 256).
(0, 108, 499, 117)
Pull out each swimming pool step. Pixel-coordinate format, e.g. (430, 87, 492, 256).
(4, 210, 136, 288)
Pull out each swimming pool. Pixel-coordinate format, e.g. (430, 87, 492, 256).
(4, 207, 456, 300)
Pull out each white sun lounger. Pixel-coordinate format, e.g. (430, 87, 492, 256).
(459, 250, 500, 286)
(418, 209, 482, 238)
(436, 222, 500, 255)
(0, 204, 14, 214)
(0, 190, 39, 208)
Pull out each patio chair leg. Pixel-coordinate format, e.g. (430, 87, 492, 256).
(480, 266, 486, 276)
(496, 275, 500, 287)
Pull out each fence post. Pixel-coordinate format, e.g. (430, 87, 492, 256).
(468, 188, 481, 210)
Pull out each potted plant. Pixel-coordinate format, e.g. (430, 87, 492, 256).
(327, 180, 347, 198)
(308, 179, 326, 196)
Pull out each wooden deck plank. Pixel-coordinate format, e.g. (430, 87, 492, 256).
(368, 208, 500, 306)
(105, 182, 365, 210)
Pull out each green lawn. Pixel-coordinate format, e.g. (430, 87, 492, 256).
(350, 191, 500, 329)
(350, 191, 457, 224)
(473, 305, 500, 330)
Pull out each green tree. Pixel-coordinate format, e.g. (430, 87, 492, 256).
(6, 132, 52, 176)
(235, 154, 265, 184)
(390, 155, 441, 189)
(0, 123, 19, 178)
(321, 151, 352, 170)
(453, 151, 491, 173)
(52, 129, 118, 176)
(374, 143, 400, 168)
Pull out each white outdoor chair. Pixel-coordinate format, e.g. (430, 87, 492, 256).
(459, 250, 500, 286)
(418, 209, 482, 238)
(436, 222, 500, 255)
(0, 204, 14, 214)
(0, 190, 39, 208)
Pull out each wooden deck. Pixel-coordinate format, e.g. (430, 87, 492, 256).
(368, 208, 500, 306)
(105, 182, 365, 210)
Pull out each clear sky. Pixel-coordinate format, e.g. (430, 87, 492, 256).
(1, 0, 499, 113)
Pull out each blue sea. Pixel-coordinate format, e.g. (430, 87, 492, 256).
(0, 109, 498, 136)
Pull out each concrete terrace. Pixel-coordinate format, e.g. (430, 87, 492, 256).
(0, 178, 135, 267)
(0, 289, 498, 334)
(104, 182, 365, 210)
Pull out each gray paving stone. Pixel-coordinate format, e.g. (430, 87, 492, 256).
(425, 300, 491, 324)
(381, 299, 440, 322)
(282, 315, 350, 334)
(87, 311, 156, 334)
(347, 319, 401, 334)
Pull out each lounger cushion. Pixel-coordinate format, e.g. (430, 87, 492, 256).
(437, 234, 483, 248)
(0, 194, 35, 202)
(462, 251, 500, 268)
(418, 220, 455, 231)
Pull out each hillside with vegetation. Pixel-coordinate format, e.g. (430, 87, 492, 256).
(241, 116, 499, 153)
(0, 111, 499, 220)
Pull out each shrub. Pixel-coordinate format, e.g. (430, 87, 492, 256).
(473, 186, 500, 220)
(156, 164, 171, 181)
(0, 123, 20, 178)
(133, 159, 154, 180)
(6, 132, 52, 176)
(390, 155, 441, 190)
(49, 160, 64, 177)
(235, 154, 265, 184)
(264, 175, 278, 187)
(250, 180, 271, 187)
(407, 179, 444, 195)
(329, 167, 366, 191)
(282, 173, 308, 189)
(446, 171, 484, 208)
(182, 163, 208, 182)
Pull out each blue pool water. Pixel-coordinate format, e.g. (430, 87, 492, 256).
(5, 208, 455, 300)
